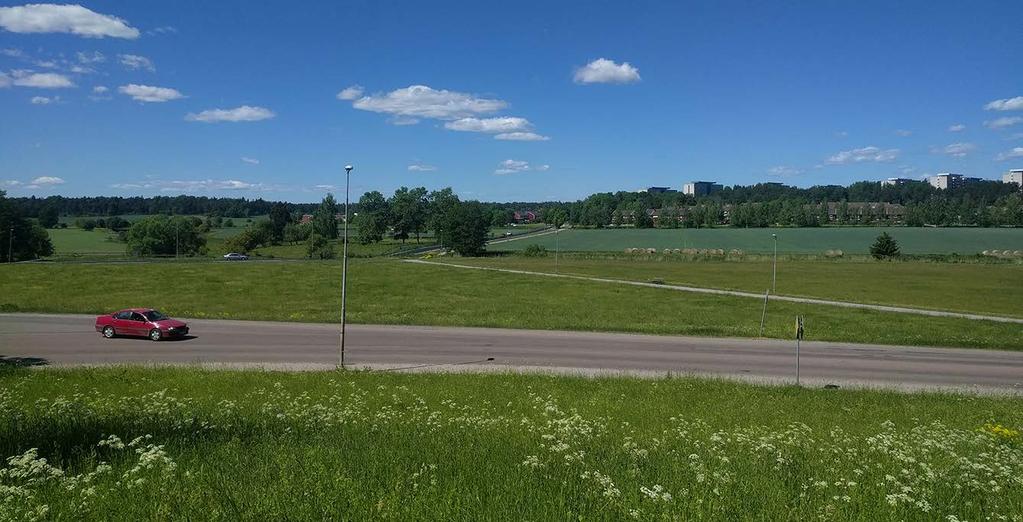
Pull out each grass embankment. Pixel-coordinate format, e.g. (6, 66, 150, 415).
(440, 255, 1023, 319)
(0, 368, 1020, 520)
(490, 227, 1023, 254)
(2, 260, 1022, 350)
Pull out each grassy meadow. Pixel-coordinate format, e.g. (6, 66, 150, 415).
(492, 227, 1023, 254)
(0, 367, 1020, 520)
(2, 259, 1022, 350)
(46, 228, 128, 256)
(440, 255, 1023, 319)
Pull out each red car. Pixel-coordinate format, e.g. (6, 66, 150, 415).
(95, 308, 189, 341)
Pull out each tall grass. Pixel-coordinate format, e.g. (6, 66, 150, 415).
(0, 367, 1020, 520)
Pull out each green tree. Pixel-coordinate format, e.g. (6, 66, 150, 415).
(268, 202, 292, 241)
(390, 186, 428, 243)
(283, 222, 310, 244)
(38, 205, 59, 228)
(437, 201, 489, 256)
(306, 232, 335, 259)
(634, 206, 654, 229)
(312, 194, 339, 240)
(427, 188, 461, 239)
(125, 215, 206, 257)
(869, 232, 901, 260)
(355, 213, 384, 245)
(1, 191, 54, 262)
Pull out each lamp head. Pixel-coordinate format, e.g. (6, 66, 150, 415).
(344, 165, 353, 174)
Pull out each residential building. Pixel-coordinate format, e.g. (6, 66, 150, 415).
(1004, 169, 1023, 187)
(513, 210, 538, 223)
(682, 181, 723, 197)
(926, 173, 965, 190)
(882, 177, 915, 186)
(646, 186, 677, 194)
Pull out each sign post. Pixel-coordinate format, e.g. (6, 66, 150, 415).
(795, 315, 804, 386)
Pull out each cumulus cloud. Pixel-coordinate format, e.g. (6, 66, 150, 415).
(985, 116, 1022, 129)
(826, 146, 899, 165)
(767, 165, 803, 177)
(494, 132, 550, 141)
(336, 85, 363, 100)
(984, 96, 1023, 112)
(240, 157, 259, 165)
(494, 159, 550, 175)
(934, 142, 976, 158)
(948, 123, 966, 132)
(444, 117, 532, 133)
(1, 48, 22, 57)
(573, 58, 641, 84)
(30, 95, 57, 104)
(407, 163, 437, 172)
(995, 147, 1023, 161)
(11, 70, 74, 88)
(118, 53, 154, 71)
(351, 85, 506, 120)
(0, 72, 11, 88)
(92, 85, 107, 93)
(118, 83, 183, 102)
(23, 175, 65, 189)
(1, 180, 22, 188)
(185, 105, 275, 123)
(0, 4, 139, 39)
(76, 50, 104, 63)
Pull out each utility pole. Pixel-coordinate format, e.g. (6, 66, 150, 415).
(7, 227, 13, 263)
(340, 164, 353, 368)
(771, 233, 778, 293)
(795, 315, 804, 386)
(554, 226, 560, 274)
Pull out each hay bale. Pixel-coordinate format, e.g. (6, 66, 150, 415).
(646, 248, 657, 254)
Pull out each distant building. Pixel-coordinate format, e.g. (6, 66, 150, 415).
(1004, 169, 1023, 187)
(299, 214, 314, 224)
(926, 173, 966, 190)
(882, 177, 915, 186)
(682, 181, 723, 197)
(646, 186, 677, 194)
(513, 210, 538, 223)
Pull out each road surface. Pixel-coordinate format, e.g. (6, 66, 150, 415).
(3, 314, 1022, 394)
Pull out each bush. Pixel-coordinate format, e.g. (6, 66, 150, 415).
(522, 244, 548, 257)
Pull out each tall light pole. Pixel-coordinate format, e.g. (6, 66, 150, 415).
(554, 225, 560, 274)
(7, 227, 13, 263)
(339, 164, 353, 368)
(771, 233, 778, 293)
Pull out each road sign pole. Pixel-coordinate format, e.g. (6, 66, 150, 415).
(758, 289, 769, 337)
(795, 315, 804, 386)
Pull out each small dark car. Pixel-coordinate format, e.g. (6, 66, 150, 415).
(95, 308, 189, 341)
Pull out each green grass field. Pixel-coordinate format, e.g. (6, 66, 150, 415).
(441, 256, 1023, 319)
(1, 367, 1020, 520)
(492, 227, 1023, 254)
(2, 259, 1022, 350)
(46, 228, 127, 255)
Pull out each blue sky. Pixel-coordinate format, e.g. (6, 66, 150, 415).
(1, 1, 1021, 202)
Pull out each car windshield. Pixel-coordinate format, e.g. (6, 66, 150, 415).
(143, 310, 168, 321)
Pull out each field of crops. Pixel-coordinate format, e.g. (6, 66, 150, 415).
(1, 368, 1020, 520)
(491, 227, 1023, 254)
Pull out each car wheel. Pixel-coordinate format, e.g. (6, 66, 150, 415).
(149, 328, 162, 342)
(102, 326, 115, 338)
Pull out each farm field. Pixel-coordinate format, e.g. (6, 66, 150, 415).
(2, 260, 1022, 350)
(46, 228, 127, 255)
(1, 367, 1020, 520)
(441, 256, 1023, 319)
(491, 227, 1023, 254)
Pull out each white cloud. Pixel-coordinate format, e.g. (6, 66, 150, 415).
(313, 184, 336, 191)
(336, 85, 363, 100)
(33, 59, 57, 68)
(148, 26, 176, 35)
(351, 85, 506, 120)
(11, 70, 73, 88)
(985, 116, 1022, 129)
(767, 165, 803, 177)
(0, 72, 10, 88)
(995, 147, 1023, 161)
(30, 95, 57, 104)
(407, 163, 437, 172)
(948, 123, 966, 132)
(894, 129, 912, 137)
(112, 178, 263, 192)
(0, 4, 139, 39)
(494, 159, 550, 175)
(826, 146, 899, 165)
(444, 116, 531, 133)
(1, 48, 22, 57)
(573, 58, 641, 84)
(240, 157, 259, 165)
(24, 176, 65, 188)
(76, 50, 105, 63)
(984, 96, 1023, 112)
(835, 131, 849, 138)
(92, 85, 107, 93)
(185, 105, 275, 123)
(934, 142, 976, 158)
(494, 132, 550, 141)
(1, 180, 22, 188)
(388, 116, 420, 126)
(118, 54, 154, 72)
(118, 83, 184, 102)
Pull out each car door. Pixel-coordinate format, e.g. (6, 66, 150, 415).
(111, 311, 133, 334)
(129, 312, 149, 336)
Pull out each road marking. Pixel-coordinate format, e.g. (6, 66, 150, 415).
(405, 259, 1023, 324)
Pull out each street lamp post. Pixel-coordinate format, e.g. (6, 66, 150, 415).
(339, 164, 353, 368)
(771, 233, 778, 293)
(554, 226, 560, 274)
(7, 227, 13, 263)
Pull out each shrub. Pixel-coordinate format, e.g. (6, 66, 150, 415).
(870, 232, 901, 260)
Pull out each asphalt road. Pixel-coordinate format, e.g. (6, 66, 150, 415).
(2, 314, 1022, 394)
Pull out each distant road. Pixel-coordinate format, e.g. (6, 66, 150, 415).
(2, 314, 1022, 394)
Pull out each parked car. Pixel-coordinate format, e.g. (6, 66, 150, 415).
(223, 252, 249, 260)
(95, 308, 189, 341)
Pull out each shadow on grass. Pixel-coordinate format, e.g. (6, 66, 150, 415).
(0, 355, 48, 367)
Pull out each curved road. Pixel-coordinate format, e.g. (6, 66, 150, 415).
(2, 314, 1022, 394)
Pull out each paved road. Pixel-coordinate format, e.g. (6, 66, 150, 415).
(2, 314, 1022, 394)
(408, 260, 1023, 324)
